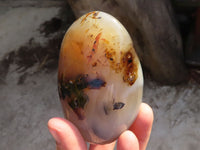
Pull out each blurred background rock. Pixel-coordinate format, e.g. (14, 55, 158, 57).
(0, 0, 200, 150)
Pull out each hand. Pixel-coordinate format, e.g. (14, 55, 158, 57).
(48, 103, 153, 150)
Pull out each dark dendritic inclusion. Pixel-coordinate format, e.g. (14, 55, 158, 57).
(58, 74, 106, 110)
(113, 102, 125, 110)
(59, 74, 88, 110)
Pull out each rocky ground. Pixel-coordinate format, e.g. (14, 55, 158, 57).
(0, 1, 200, 150)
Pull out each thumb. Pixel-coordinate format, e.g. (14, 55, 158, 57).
(48, 117, 87, 150)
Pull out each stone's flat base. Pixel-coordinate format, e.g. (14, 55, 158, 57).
(0, 1, 200, 150)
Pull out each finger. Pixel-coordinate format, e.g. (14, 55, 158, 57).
(129, 103, 154, 150)
(89, 141, 116, 150)
(48, 117, 87, 150)
(117, 130, 139, 150)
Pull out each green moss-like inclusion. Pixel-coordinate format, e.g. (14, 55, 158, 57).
(58, 74, 106, 110)
(59, 74, 89, 110)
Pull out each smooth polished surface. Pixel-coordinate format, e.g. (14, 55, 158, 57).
(1, 2, 200, 150)
(58, 11, 143, 144)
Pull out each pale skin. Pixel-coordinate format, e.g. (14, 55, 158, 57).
(48, 103, 154, 150)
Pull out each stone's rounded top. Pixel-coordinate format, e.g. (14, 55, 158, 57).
(68, 11, 133, 48)
(59, 11, 139, 86)
(58, 11, 143, 144)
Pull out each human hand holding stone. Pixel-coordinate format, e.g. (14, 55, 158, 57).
(48, 103, 153, 150)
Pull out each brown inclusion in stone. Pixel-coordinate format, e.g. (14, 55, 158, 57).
(104, 47, 138, 86)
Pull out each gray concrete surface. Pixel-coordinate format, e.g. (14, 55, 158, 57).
(0, 1, 200, 150)
(144, 80, 200, 150)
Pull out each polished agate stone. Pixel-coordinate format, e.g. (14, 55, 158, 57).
(58, 11, 143, 144)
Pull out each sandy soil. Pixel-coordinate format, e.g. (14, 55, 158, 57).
(0, 1, 200, 150)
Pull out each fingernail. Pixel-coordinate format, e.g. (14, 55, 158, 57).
(49, 128, 61, 144)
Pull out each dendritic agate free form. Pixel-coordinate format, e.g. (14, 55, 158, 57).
(58, 11, 143, 144)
